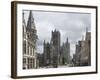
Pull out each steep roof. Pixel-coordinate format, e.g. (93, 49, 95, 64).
(27, 10, 36, 31)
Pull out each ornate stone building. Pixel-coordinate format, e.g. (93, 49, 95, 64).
(43, 30, 61, 67)
(23, 11, 38, 69)
(43, 29, 71, 68)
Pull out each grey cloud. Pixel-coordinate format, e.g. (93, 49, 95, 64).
(23, 10, 91, 54)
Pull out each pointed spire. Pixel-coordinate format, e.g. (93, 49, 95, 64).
(54, 29, 56, 32)
(66, 37, 68, 43)
(27, 10, 36, 30)
(86, 27, 88, 32)
(44, 40, 45, 44)
(23, 12, 26, 26)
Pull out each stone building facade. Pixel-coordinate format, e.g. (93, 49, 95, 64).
(43, 30, 71, 68)
(80, 32, 91, 66)
(61, 38, 70, 65)
(73, 41, 82, 66)
(43, 41, 53, 67)
(43, 30, 61, 67)
(73, 30, 91, 66)
(23, 11, 38, 69)
(51, 30, 61, 67)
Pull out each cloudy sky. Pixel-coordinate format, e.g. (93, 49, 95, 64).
(23, 10, 91, 57)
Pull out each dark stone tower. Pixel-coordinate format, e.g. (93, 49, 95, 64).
(51, 29, 60, 67)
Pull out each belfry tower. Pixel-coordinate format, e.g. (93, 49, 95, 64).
(23, 10, 38, 69)
(51, 29, 61, 67)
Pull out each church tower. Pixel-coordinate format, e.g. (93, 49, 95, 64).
(23, 10, 38, 69)
(51, 29, 61, 67)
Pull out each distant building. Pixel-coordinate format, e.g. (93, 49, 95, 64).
(51, 30, 61, 67)
(73, 30, 91, 66)
(74, 41, 82, 66)
(43, 29, 71, 68)
(61, 38, 70, 65)
(23, 11, 38, 69)
(80, 32, 91, 66)
(43, 30, 61, 68)
(37, 53, 44, 68)
(43, 41, 53, 67)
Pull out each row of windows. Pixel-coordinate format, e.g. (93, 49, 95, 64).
(23, 41, 35, 56)
(23, 58, 35, 69)
(27, 44, 35, 56)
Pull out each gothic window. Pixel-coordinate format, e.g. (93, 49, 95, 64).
(23, 58, 26, 64)
(32, 48, 34, 56)
(30, 45, 33, 56)
(32, 59, 35, 67)
(30, 46, 31, 55)
(23, 41, 26, 54)
(27, 42, 29, 55)
(29, 46, 30, 56)
(23, 58, 26, 69)
(30, 58, 33, 68)
(28, 58, 30, 69)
